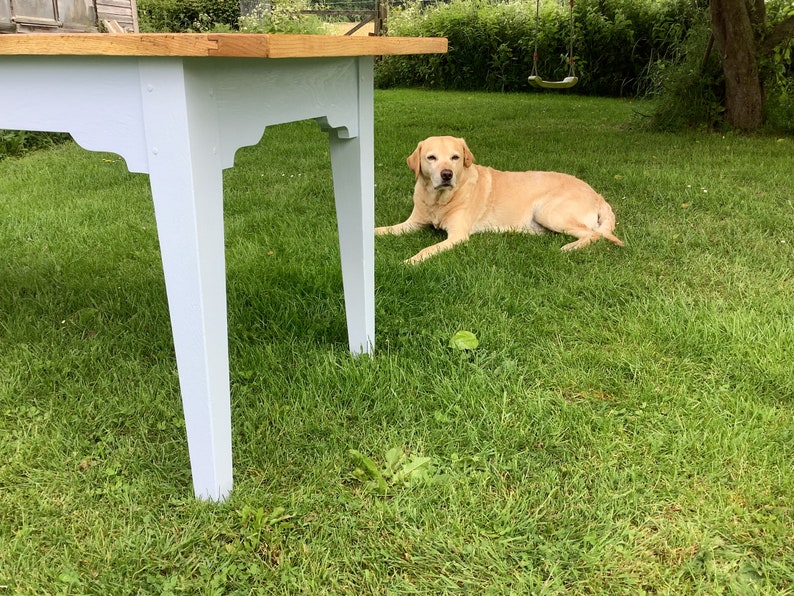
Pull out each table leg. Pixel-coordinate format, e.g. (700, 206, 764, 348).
(139, 61, 232, 500)
(327, 57, 376, 355)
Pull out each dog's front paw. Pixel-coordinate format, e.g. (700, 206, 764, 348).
(405, 251, 431, 265)
(404, 252, 426, 265)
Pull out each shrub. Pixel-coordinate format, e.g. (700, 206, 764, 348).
(238, 0, 326, 34)
(575, 0, 698, 96)
(765, 91, 794, 133)
(0, 131, 71, 161)
(642, 0, 793, 132)
(376, 0, 698, 96)
(762, 0, 794, 132)
(137, 0, 241, 32)
(641, 18, 726, 131)
(377, 0, 541, 91)
(138, 0, 326, 34)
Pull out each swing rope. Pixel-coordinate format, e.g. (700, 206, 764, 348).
(528, 0, 578, 89)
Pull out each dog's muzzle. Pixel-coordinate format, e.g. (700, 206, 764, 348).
(435, 169, 454, 189)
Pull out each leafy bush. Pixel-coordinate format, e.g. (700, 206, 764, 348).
(641, 1, 793, 132)
(640, 18, 726, 131)
(765, 91, 794, 133)
(376, 0, 698, 95)
(138, 0, 326, 34)
(377, 0, 539, 91)
(238, 0, 326, 34)
(137, 0, 241, 32)
(0, 131, 71, 161)
(574, 0, 698, 95)
(762, 0, 794, 132)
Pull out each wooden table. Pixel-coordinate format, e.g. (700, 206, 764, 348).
(0, 33, 446, 500)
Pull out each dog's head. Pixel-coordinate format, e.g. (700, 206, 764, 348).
(407, 136, 474, 191)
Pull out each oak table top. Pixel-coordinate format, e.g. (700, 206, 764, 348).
(0, 32, 448, 58)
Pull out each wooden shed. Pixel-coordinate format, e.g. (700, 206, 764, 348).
(96, 0, 138, 33)
(0, 0, 138, 34)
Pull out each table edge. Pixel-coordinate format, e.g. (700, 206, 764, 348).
(0, 33, 448, 58)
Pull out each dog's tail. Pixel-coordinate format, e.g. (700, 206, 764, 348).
(596, 202, 624, 247)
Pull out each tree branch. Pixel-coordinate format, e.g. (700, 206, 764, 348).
(760, 15, 794, 57)
(750, 0, 765, 30)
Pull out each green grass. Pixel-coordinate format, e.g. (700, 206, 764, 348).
(1, 90, 792, 594)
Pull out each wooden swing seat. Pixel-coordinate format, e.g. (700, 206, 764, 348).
(527, 75, 578, 89)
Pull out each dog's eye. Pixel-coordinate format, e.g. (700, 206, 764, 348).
(451, 155, 460, 161)
(426, 155, 437, 162)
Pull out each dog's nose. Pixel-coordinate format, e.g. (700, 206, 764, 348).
(440, 169, 453, 182)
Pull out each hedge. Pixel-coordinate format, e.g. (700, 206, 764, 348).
(376, 0, 700, 96)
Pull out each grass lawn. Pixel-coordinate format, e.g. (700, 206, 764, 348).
(1, 90, 792, 594)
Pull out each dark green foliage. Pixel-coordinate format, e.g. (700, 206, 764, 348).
(376, 0, 698, 95)
(765, 89, 794, 133)
(137, 0, 241, 32)
(377, 1, 551, 91)
(574, 0, 700, 96)
(641, 17, 727, 131)
(0, 131, 71, 161)
(642, 9, 793, 132)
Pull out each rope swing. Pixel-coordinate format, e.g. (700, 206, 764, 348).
(528, 0, 578, 89)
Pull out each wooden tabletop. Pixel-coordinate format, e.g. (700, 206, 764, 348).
(0, 33, 447, 58)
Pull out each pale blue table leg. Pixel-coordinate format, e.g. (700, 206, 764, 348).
(327, 57, 376, 355)
(139, 60, 233, 501)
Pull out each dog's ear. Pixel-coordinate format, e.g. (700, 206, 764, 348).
(460, 138, 475, 167)
(406, 142, 423, 178)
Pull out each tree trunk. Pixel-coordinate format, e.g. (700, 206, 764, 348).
(709, 0, 764, 131)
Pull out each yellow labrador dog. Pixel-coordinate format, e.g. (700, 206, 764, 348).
(376, 136, 624, 264)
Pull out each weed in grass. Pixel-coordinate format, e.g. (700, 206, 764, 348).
(349, 446, 434, 495)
